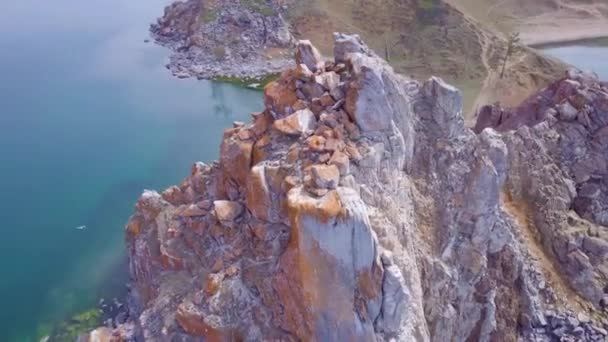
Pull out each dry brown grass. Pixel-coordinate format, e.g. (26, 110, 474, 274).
(282, 0, 581, 120)
(286, 0, 490, 114)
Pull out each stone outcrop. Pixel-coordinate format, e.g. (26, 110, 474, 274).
(475, 69, 608, 312)
(99, 35, 608, 341)
(151, 0, 294, 80)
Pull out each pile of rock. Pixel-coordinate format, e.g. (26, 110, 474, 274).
(150, 0, 294, 80)
(87, 34, 608, 341)
(475, 69, 608, 134)
(528, 310, 608, 341)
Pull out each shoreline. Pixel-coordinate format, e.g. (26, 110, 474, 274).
(530, 35, 608, 49)
(154, 30, 294, 85)
(528, 33, 608, 48)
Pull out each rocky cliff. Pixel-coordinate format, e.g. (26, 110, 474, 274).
(91, 35, 608, 341)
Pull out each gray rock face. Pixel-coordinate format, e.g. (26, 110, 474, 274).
(295, 40, 324, 73)
(377, 256, 412, 337)
(101, 35, 608, 341)
(473, 68, 608, 339)
(334, 32, 372, 63)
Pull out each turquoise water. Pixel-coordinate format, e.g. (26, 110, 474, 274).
(0, 0, 262, 340)
(542, 38, 608, 79)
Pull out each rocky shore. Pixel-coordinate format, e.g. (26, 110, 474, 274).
(86, 34, 608, 341)
(151, 0, 294, 81)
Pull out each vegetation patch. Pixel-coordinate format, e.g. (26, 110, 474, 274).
(44, 308, 102, 342)
(214, 73, 280, 90)
(240, 0, 274, 16)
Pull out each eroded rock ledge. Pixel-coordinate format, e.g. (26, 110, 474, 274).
(90, 34, 608, 341)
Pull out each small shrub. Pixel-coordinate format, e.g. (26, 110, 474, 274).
(214, 73, 280, 90)
(47, 308, 103, 341)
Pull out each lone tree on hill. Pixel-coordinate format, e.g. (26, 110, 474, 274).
(384, 35, 391, 62)
(500, 32, 522, 79)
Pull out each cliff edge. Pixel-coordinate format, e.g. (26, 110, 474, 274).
(91, 34, 608, 341)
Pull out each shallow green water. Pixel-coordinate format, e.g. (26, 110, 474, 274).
(0, 0, 262, 340)
(541, 37, 608, 79)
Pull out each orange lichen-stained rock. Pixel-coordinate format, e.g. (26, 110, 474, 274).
(293, 63, 313, 80)
(203, 273, 223, 297)
(311, 164, 340, 189)
(286, 144, 301, 163)
(86, 327, 113, 342)
(175, 301, 231, 341)
(252, 133, 271, 165)
(245, 166, 269, 222)
(295, 40, 324, 73)
(355, 266, 384, 319)
(250, 111, 273, 137)
(264, 70, 299, 118)
(126, 215, 143, 238)
(273, 108, 317, 136)
(179, 203, 207, 217)
(306, 135, 326, 152)
(213, 200, 244, 222)
(286, 186, 343, 223)
(329, 151, 350, 175)
(161, 185, 185, 205)
(250, 164, 291, 223)
(219, 129, 253, 186)
(160, 246, 183, 270)
(343, 54, 394, 132)
(271, 186, 383, 340)
(103, 32, 608, 342)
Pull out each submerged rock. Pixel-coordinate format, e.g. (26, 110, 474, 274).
(100, 36, 608, 341)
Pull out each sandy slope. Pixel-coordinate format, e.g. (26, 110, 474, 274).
(285, 0, 604, 122)
(521, 18, 608, 46)
(444, 0, 607, 122)
(449, 0, 608, 44)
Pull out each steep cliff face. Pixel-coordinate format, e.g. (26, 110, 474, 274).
(96, 35, 608, 341)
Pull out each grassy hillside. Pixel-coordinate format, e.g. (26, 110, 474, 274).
(283, 0, 567, 122)
(160, 0, 587, 121)
(285, 0, 489, 116)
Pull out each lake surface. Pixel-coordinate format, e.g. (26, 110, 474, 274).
(541, 37, 608, 79)
(0, 0, 262, 340)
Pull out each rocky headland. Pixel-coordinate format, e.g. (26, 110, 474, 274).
(151, 0, 294, 80)
(87, 34, 608, 341)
